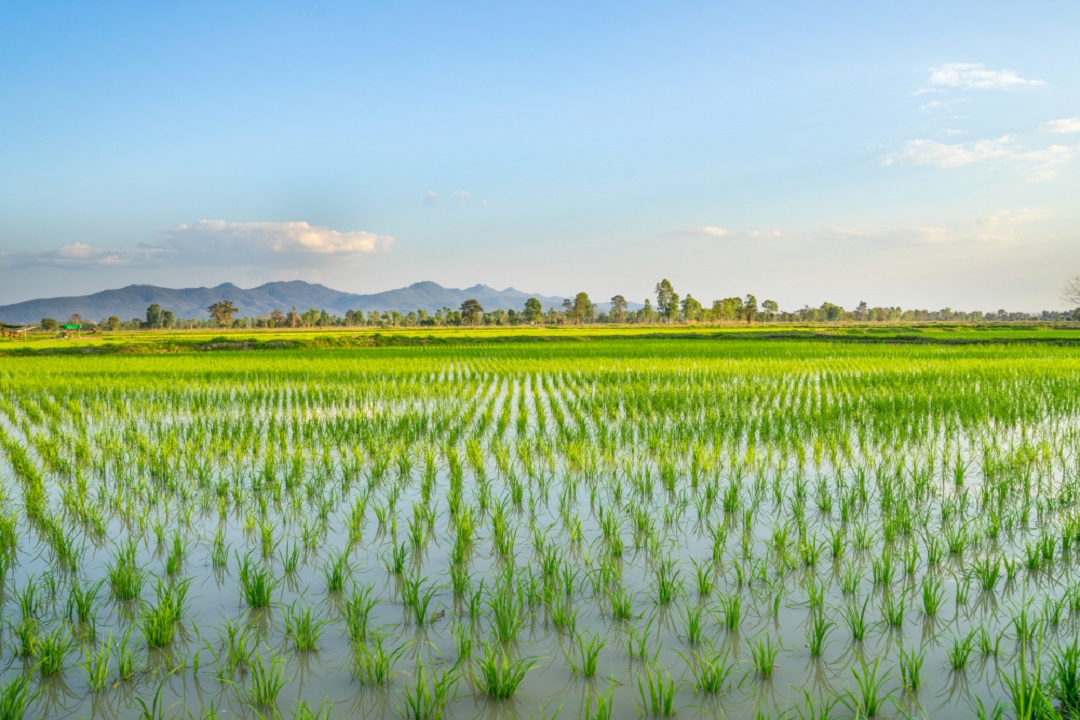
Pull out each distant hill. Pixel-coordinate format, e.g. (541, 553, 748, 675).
(0, 281, 637, 324)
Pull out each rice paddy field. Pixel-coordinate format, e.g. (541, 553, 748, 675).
(2, 336, 1080, 719)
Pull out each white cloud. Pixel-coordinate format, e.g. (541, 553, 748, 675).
(1042, 117, 1080, 134)
(923, 63, 1045, 92)
(451, 190, 471, 199)
(9, 221, 393, 270)
(667, 226, 784, 241)
(163, 220, 393, 260)
(974, 208, 1053, 242)
(881, 135, 1071, 177)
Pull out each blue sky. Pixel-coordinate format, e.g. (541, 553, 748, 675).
(1, 1, 1078, 311)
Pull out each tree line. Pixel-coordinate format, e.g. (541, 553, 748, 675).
(35, 278, 1080, 332)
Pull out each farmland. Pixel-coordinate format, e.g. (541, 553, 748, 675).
(2, 336, 1080, 718)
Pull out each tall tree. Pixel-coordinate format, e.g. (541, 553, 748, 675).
(145, 304, 163, 329)
(570, 292, 593, 323)
(523, 297, 543, 324)
(744, 294, 758, 324)
(610, 295, 628, 323)
(682, 295, 703, 322)
(655, 279, 678, 321)
(207, 300, 238, 327)
(460, 298, 484, 324)
(762, 299, 778, 320)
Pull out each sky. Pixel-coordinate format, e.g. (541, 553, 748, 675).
(1, 1, 1078, 312)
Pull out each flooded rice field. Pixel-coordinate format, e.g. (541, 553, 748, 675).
(1, 340, 1080, 719)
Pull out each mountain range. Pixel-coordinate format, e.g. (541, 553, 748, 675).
(0, 281, 636, 325)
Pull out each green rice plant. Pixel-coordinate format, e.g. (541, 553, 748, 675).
(398, 662, 461, 720)
(382, 540, 409, 575)
(549, 599, 578, 635)
(683, 605, 705, 646)
(609, 586, 634, 620)
(218, 617, 253, 676)
(292, 699, 333, 720)
(353, 631, 409, 685)
(718, 593, 742, 631)
(1049, 638, 1080, 714)
(571, 631, 604, 676)
(947, 632, 974, 671)
(285, 603, 329, 652)
(844, 656, 890, 718)
(322, 550, 349, 593)
(653, 561, 682, 605)
(10, 617, 36, 658)
(684, 644, 734, 694)
(973, 555, 1001, 592)
(81, 635, 112, 692)
(66, 577, 103, 625)
(115, 626, 137, 681)
(1001, 647, 1056, 720)
(249, 653, 289, 708)
(750, 634, 781, 677)
(279, 540, 301, 574)
(585, 684, 616, 720)
(976, 626, 1002, 656)
(691, 558, 714, 596)
(473, 645, 536, 699)
(0, 673, 37, 720)
(108, 540, 145, 601)
(140, 577, 191, 648)
(839, 563, 861, 595)
(898, 646, 924, 690)
(343, 583, 378, 642)
(637, 664, 676, 717)
(401, 575, 440, 626)
(844, 597, 870, 642)
(237, 553, 280, 608)
(920, 577, 945, 616)
(488, 581, 525, 643)
(806, 610, 833, 657)
(1011, 605, 1043, 643)
(35, 625, 73, 675)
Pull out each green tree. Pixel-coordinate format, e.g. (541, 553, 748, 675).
(145, 304, 163, 329)
(570, 292, 593, 323)
(762, 299, 778, 320)
(712, 297, 743, 321)
(106, 316, 120, 331)
(162, 310, 175, 329)
(207, 300, 238, 327)
(655, 279, 679, 321)
(41, 318, 58, 331)
(460, 298, 484, 324)
(744, 294, 758, 324)
(682, 295, 703, 322)
(523, 297, 543, 324)
(610, 295, 628, 323)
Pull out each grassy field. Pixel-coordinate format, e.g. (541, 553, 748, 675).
(2, 336, 1080, 718)
(3, 321, 1080, 355)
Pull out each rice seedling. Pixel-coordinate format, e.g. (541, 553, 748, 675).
(844, 597, 870, 642)
(898, 646, 924, 690)
(249, 653, 289, 708)
(684, 644, 735, 694)
(570, 631, 605, 676)
(285, 603, 329, 651)
(0, 673, 37, 720)
(920, 577, 945, 616)
(353, 631, 409, 685)
(80, 635, 113, 692)
(35, 625, 73, 675)
(637, 664, 677, 716)
(947, 632, 974, 671)
(844, 656, 891, 718)
(806, 610, 833, 657)
(751, 634, 781, 677)
(473, 645, 537, 699)
(237, 554, 280, 608)
(398, 662, 461, 720)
